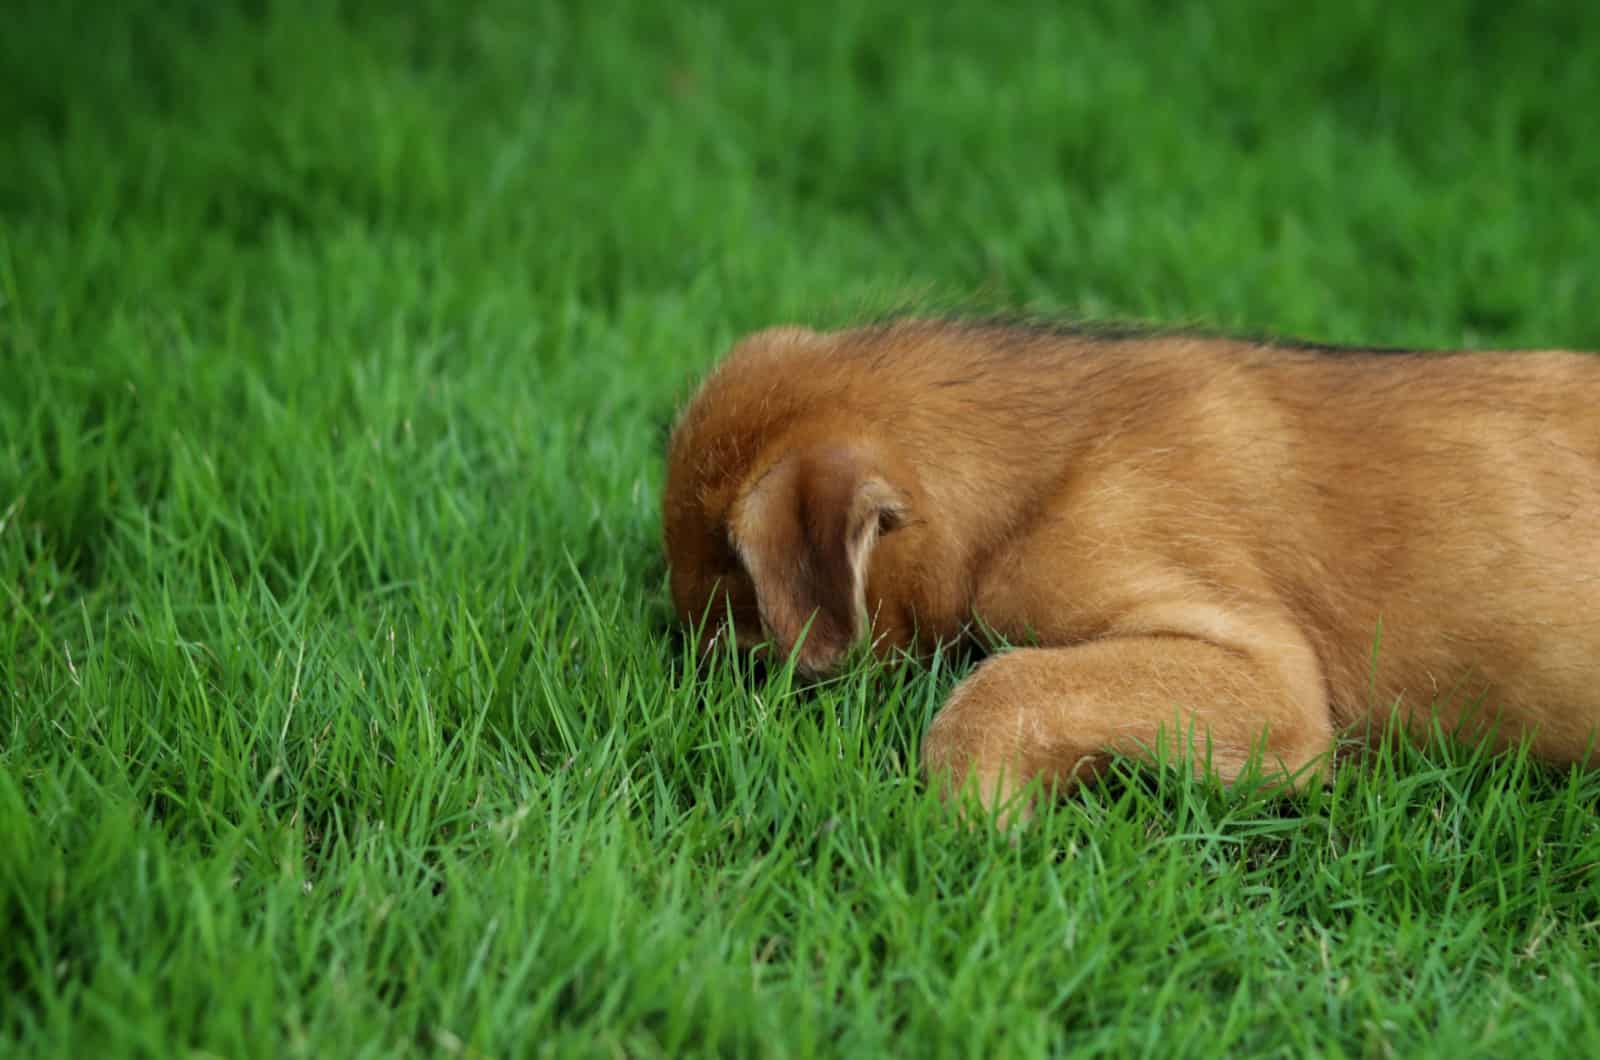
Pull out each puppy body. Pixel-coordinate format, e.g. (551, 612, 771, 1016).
(662, 320, 1600, 811)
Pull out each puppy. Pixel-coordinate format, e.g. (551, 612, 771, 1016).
(661, 319, 1600, 818)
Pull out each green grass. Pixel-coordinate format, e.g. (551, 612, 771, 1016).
(5, 0, 1600, 1055)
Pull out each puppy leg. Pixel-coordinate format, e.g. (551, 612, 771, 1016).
(922, 637, 1334, 823)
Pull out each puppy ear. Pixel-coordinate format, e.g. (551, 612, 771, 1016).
(731, 443, 907, 674)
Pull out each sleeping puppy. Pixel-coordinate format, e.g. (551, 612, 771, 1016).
(661, 319, 1600, 819)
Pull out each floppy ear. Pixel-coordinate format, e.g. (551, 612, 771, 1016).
(731, 443, 907, 674)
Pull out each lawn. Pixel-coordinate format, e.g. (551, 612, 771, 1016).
(5, 0, 1600, 1055)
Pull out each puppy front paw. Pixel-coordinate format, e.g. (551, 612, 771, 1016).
(920, 652, 1098, 829)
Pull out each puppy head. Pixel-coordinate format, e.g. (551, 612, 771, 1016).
(662, 328, 909, 675)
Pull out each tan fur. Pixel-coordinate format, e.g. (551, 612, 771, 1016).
(661, 320, 1600, 821)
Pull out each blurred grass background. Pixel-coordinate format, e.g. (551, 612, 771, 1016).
(4, 1, 1599, 1056)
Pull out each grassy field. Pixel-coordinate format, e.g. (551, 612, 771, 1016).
(5, 0, 1600, 1055)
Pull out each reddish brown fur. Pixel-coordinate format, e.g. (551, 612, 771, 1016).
(661, 320, 1600, 821)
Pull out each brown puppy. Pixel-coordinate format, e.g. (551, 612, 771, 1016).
(661, 319, 1600, 818)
